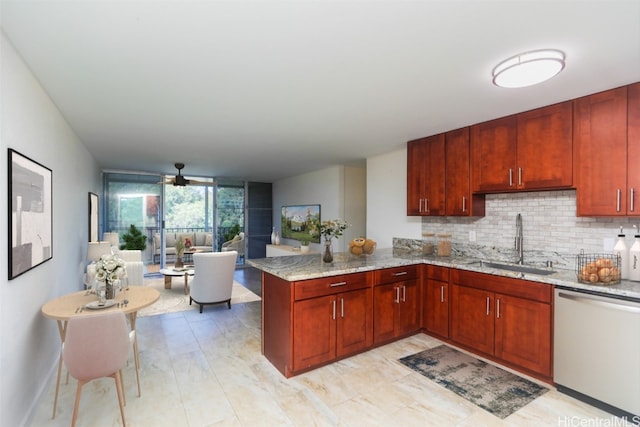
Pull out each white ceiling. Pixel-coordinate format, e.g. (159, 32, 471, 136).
(2, 1, 639, 182)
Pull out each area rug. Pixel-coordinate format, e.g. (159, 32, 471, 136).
(398, 345, 548, 419)
(137, 277, 261, 317)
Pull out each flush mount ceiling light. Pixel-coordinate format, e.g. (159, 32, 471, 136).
(492, 49, 565, 88)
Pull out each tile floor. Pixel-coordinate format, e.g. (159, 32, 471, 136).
(30, 269, 625, 427)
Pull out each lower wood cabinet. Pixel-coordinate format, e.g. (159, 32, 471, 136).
(373, 266, 420, 344)
(293, 287, 372, 371)
(449, 270, 552, 379)
(422, 265, 450, 339)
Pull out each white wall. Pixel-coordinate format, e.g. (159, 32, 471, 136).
(0, 32, 101, 427)
(366, 148, 421, 248)
(273, 165, 366, 253)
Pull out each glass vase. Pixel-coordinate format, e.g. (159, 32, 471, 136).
(323, 239, 334, 263)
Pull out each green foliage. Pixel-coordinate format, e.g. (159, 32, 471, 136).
(120, 224, 147, 250)
(223, 223, 241, 242)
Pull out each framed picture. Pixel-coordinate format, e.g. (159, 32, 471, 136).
(281, 204, 321, 243)
(8, 148, 53, 279)
(89, 192, 98, 242)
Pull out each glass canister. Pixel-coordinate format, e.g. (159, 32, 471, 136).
(436, 233, 452, 257)
(422, 233, 435, 255)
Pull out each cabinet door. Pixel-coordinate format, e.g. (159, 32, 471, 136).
(494, 294, 552, 377)
(574, 87, 628, 216)
(517, 101, 573, 190)
(451, 284, 494, 355)
(373, 283, 397, 344)
(406, 135, 445, 216)
(293, 295, 336, 371)
(424, 279, 449, 338)
(446, 127, 486, 216)
(398, 279, 420, 336)
(628, 82, 640, 216)
(471, 115, 517, 192)
(407, 138, 427, 215)
(337, 288, 373, 357)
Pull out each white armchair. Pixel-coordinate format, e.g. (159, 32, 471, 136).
(221, 232, 245, 257)
(189, 251, 238, 313)
(118, 250, 144, 287)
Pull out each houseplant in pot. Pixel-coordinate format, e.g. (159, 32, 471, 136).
(299, 236, 311, 254)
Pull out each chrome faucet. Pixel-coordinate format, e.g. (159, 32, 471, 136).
(515, 213, 524, 265)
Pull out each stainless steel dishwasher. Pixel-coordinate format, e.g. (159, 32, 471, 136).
(554, 288, 640, 419)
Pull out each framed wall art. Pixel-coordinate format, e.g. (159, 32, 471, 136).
(89, 192, 98, 242)
(8, 148, 53, 279)
(281, 204, 321, 243)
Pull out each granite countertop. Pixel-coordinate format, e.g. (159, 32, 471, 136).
(248, 248, 640, 301)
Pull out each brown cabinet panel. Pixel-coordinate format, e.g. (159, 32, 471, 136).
(574, 86, 628, 215)
(494, 294, 552, 377)
(337, 288, 373, 357)
(628, 83, 640, 215)
(471, 115, 518, 192)
(424, 278, 449, 338)
(517, 101, 573, 190)
(446, 127, 485, 216)
(293, 295, 336, 371)
(398, 279, 420, 336)
(451, 284, 494, 355)
(294, 272, 369, 301)
(406, 134, 445, 215)
(374, 265, 418, 285)
(373, 283, 397, 343)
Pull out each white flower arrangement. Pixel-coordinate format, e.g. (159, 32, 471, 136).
(93, 253, 127, 284)
(319, 219, 350, 241)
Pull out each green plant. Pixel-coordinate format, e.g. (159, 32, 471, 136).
(223, 223, 241, 242)
(119, 224, 147, 251)
(299, 235, 311, 246)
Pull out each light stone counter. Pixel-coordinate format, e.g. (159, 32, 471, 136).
(248, 247, 640, 301)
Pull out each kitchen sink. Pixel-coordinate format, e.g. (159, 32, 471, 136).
(467, 260, 556, 276)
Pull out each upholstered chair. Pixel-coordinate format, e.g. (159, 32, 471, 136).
(189, 251, 238, 313)
(118, 250, 144, 287)
(221, 232, 245, 257)
(62, 311, 132, 427)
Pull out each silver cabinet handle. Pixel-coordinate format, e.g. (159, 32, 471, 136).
(509, 168, 513, 187)
(394, 271, 408, 276)
(631, 188, 636, 212)
(518, 167, 522, 186)
(425, 198, 429, 213)
(496, 299, 501, 319)
(341, 298, 344, 318)
(419, 198, 423, 213)
(402, 285, 406, 303)
(332, 300, 336, 320)
(394, 286, 400, 304)
(330, 281, 347, 287)
(486, 296, 490, 316)
(617, 189, 622, 212)
(462, 196, 467, 213)
(440, 285, 444, 303)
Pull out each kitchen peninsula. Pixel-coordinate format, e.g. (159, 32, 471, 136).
(249, 247, 640, 382)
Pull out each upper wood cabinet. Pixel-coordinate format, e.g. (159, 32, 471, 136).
(471, 101, 573, 193)
(445, 128, 485, 216)
(407, 134, 445, 216)
(574, 86, 638, 216)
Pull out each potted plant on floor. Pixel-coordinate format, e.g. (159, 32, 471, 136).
(120, 224, 147, 251)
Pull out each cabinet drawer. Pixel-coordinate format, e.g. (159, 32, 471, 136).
(450, 269, 551, 303)
(424, 264, 450, 282)
(294, 272, 370, 301)
(374, 265, 419, 285)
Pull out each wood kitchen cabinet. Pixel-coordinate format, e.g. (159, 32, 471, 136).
(449, 269, 552, 380)
(574, 84, 640, 216)
(422, 265, 450, 339)
(445, 128, 485, 216)
(407, 134, 445, 216)
(471, 102, 572, 193)
(262, 271, 373, 377)
(373, 265, 420, 344)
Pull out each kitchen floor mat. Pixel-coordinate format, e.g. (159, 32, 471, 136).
(398, 345, 549, 419)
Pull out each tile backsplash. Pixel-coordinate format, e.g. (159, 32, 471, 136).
(413, 190, 639, 270)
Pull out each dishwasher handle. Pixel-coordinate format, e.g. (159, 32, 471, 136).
(557, 291, 640, 314)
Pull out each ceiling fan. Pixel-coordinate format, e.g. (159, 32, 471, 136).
(158, 163, 213, 186)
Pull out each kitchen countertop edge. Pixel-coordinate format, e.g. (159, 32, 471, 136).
(248, 248, 640, 301)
